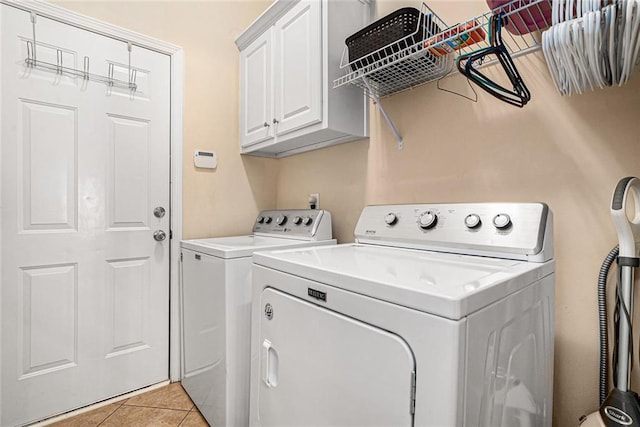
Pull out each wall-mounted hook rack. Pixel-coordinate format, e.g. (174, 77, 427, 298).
(24, 41, 137, 91)
(24, 13, 138, 91)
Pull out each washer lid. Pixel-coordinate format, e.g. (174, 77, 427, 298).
(181, 236, 335, 259)
(253, 244, 554, 319)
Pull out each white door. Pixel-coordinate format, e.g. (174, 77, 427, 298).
(274, 0, 322, 136)
(1, 5, 170, 426)
(257, 288, 416, 426)
(240, 28, 274, 148)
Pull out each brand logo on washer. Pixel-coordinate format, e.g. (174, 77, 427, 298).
(604, 406, 633, 425)
(264, 303, 273, 320)
(308, 288, 327, 302)
(365, 230, 376, 235)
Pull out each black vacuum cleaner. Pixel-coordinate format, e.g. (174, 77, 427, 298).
(581, 177, 640, 426)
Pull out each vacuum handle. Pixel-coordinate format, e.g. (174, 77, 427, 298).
(611, 177, 640, 259)
(613, 177, 636, 211)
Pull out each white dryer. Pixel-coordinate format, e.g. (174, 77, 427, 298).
(180, 210, 335, 427)
(249, 203, 555, 427)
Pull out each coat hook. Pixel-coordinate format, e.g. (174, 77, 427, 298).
(56, 49, 63, 74)
(83, 56, 90, 80)
(129, 69, 137, 92)
(127, 42, 137, 91)
(26, 41, 34, 67)
(108, 62, 114, 87)
(30, 12, 37, 63)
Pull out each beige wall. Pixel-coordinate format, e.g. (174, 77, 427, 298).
(50, 0, 640, 425)
(53, 0, 278, 240)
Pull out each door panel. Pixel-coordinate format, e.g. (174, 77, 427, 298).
(21, 263, 78, 377)
(105, 257, 150, 356)
(274, 0, 322, 136)
(257, 287, 415, 426)
(1, 5, 170, 426)
(19, 100, 77, 231)
(107, 115, 151, 228)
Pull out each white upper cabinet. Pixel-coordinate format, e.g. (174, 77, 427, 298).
(240, 29, 274, 147)
(236, 0, 371, 158)
(275, 1, 322, 136)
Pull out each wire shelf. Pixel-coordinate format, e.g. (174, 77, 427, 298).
(334, 0, 552, 98)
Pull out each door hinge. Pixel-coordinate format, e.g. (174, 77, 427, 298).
(170, 229, 173, 239)
(410, 370, 416, 414)
(180, 252, 183, 262)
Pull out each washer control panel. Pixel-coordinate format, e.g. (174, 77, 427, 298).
(355, 203, 551, 261)
(253, 209, 332, 240)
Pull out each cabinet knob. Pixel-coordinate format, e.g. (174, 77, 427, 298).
(263, 122, 270, 127)
(272, 118, 279, 124)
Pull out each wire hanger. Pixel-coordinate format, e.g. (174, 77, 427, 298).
(456, 13, 531, 107)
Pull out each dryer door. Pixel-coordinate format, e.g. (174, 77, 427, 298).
(257, 287, 416, 426)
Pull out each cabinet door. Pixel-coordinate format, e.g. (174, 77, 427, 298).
(240, 28, 274, 148)
(274, 0, 322, 136)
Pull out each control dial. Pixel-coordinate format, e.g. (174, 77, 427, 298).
(418, 211, 438, 230)
(302, 216, 312, 226)
(275, 215, 287, 226)
(293, 216, 302, 225)
(493, 213, 512, 230)
(384, 213, 398, 226)
(464, 214, 481, 229)
(264, 216, 272, 224)
(256, 216, 265, 224)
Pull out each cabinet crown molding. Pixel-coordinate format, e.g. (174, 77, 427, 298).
(235, 0, 301, 51)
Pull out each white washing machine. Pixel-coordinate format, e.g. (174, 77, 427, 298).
(180, 209, 335, 427)
(249, 203, 555, 427)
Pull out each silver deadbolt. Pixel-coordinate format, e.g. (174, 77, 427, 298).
(154, 206, 166, 218)
(153, 230, 167, 241)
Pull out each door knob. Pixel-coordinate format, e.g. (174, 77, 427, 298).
(153, 230, 167, 241)
(154, 206, 166, 218)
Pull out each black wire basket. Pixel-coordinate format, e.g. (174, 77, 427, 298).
(346, 7, 442, 72)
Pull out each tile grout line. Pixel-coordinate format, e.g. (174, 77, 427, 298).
(96, 404, 121, 427)
(177, 409, 190, 427)
(122, 402, 194, 411)
(97, 405, 191, 427)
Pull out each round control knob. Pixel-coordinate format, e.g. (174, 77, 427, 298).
(275, 215, 287, 226)
(418, 211, 438, 230)
(493, 213, 512, 230)
(264, 216, 272, 224)
(256, 216, 265, 224)
(302, 216, 312, 226)
(384, 213, 398, 226)
(293, 216, 302, 225)
(464, 214, 481, 229)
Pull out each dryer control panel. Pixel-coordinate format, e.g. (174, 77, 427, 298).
(354, 203, 552, 262)
(253, 209, 332, 241)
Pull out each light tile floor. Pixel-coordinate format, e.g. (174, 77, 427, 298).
(48, 383, 208, 427)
